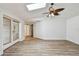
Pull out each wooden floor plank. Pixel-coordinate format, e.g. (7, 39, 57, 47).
(3, 37, 79, 56)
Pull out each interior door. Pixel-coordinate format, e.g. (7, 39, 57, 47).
(3, 17, 11, 45)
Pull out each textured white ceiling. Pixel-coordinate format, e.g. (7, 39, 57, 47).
(0, 3, 79, 23)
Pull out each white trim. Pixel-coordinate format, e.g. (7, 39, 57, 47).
(67, 39, 79, 45)
(3, 39, 19, 50)
(34, 36, 66, 40)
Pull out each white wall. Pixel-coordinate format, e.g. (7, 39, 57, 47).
(19, 21, 25, 41)
(0, 11, 3, 55)
(67, 16, 79, 44)
(34, 17, 66, 40)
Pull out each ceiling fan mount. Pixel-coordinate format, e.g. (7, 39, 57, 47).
(51, 3, 54, 5)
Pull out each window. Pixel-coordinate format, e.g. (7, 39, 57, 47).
(26, 3, 46, 11)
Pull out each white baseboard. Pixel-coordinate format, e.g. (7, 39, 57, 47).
(34, 36, 66, 40)
(3, 39, 19, 50)
(41, 38, 65, 40)
(67, 39, 79, 45)
(3, 35, 25, 50)
(19, 37, 25, 41)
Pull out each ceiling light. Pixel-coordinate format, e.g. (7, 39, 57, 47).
(26, 3, 46, 11)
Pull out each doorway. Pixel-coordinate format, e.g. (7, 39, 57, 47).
(26, 24, 33, 37)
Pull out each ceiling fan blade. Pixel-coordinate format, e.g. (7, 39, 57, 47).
(55, 8, 64, 12)
(53, 12, 59, 15)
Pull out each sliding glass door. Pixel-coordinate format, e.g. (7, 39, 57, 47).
(13, 21, 19, 41)
(3, 17, 11, 45)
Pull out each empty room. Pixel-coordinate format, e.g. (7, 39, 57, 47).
(0, 3, 79, 56)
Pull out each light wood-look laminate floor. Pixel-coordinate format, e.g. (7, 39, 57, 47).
(3, 37, 79, 56)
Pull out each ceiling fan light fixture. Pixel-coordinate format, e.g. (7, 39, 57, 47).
(47, 13, 54, 17)
(51, 13, 54, 16)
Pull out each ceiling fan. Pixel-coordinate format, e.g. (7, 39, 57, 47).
(43, 3, 65, 17)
